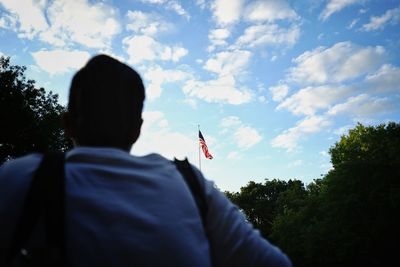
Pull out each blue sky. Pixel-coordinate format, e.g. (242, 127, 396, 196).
(1, 0, 399, 191)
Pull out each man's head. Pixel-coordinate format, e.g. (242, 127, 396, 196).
(64, 54, 145, 151)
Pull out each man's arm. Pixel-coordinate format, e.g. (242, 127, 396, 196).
(194, 169, 291, 267)
(0, 154, 42, 263)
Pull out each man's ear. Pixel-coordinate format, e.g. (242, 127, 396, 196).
(62, 112, 76, 144)
(130, 118, 143, 145)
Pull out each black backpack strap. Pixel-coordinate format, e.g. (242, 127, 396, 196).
(7, 152, 65, 266)
(174, 158, 215, 265)
(174, 158, 208, 228)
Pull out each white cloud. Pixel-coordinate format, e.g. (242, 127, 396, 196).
(271, 128, 303, 152)
(0, 0, 48, 38)
(208, 28, 231, 51)
(139, 0, 166, 3)
(0, 0, 121, 48)
(220, 116, 262, 149)
(347, 18, 359, 29)
(319, 150, 329, 157)
(297, 116, 331, 133)
(333, 125, 353, 136)
(210, 28, 231, 40)
(365, 64, 400, 93)
(243, 0, 298, 22)
(256, 83, 266, 93)
(185, 50, 253, 105)
(320, 162, 333, 173)
(361, 6, 400, 31)
(123, 35, 188, 64)
(234, 23, 300, 48)
(0, 16, 6, 28)
(211, 0, 244, 25)
(196, 0, 206, 9)
(221, 116, 242, 128)
(359, 8, 367, 14)
(234, 126, 263, 149)
(277, 85, 352, 116)
(327, 94, 393, 117)
(141, 111, 169, 130)
(161, 46, 188, 62)
(204, 50, 252, 76)
(166, 1, 190, 19)
(273, 41, 398, 150)
(126, 10, 172, 36)
(182, 75, 252, 105)
(123, 36, 158, 63)
(0, 14, 10, 29)
(133, 111, 197, 160)
(139, 0, 190, 19)
(258, 96, 267, 103)
(183, 98, 197, 109)
(289, 159, 303, 167)
(289, 42, 385, 85)
(227, 151, 242, 160)
(269, 84, 289, 102)
(31, 49, 90, 75)
(319, 0, 363, 21)
(211, 0, 297, 25)
(271, 116, 331, 151)
(42, 0, 120, 48)
(40, 0, 120, 48)
(145, 84, 162, 100)
(143, 65, 191, 99)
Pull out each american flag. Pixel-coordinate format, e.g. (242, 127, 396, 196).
(199, 130, 213, 160)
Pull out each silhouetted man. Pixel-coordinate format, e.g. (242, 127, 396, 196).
(0, 55, 291, 266)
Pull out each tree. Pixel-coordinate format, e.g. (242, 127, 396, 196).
(226, 123, 400, 267)
(269, 180, 320, 267)
(225, 179, 304, 238)
(270, 122, 400, 267)
(312, 123, 400, 267)
(0, 56, 72, 163)
(330, 122, 400, 167)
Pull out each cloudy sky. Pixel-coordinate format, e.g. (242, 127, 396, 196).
(1, 0, 399, 191)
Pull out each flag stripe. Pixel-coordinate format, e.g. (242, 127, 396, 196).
(199, 130, 213, 160)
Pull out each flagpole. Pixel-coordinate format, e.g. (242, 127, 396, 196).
(198, 124, 201, 171)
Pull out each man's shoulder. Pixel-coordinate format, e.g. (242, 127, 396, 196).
(128, 151, 174, 168)
(68, 147, 169, 164)
(140, 152, 170, 162)
(0, 154, 43, 213)
(0, 153, 43, 178)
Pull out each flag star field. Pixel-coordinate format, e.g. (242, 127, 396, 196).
(1, 0, 399, 191)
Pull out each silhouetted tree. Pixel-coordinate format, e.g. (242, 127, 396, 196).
(312, 123, 399, 267)
(226, 179, 303, 238)
(330, 122, 400, 167)
(0, 56, 72, 163)
(226, 122, 400, 267)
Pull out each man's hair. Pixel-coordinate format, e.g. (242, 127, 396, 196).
(68, 54, 145, 149)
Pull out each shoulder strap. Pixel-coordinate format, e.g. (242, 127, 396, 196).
(174, 158, 208, 227)
(7, 152, 65, 266)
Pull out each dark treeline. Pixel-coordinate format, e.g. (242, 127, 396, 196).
(226, 122, 400, 267)
(2, 56, 400, 266)
(0, 56, 72, 164)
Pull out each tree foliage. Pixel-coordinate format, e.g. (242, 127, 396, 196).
(226, 179, 297, 236)
(226, 122, 400, 267)
(330, 122, 400, 167)
(0, 56, 72, 163)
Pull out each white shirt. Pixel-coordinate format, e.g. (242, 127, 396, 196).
(0, 147, 291, 267)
